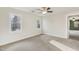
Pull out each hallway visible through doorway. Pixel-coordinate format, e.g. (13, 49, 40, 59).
(68, 15, 79, 40)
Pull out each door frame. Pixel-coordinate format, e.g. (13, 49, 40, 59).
(66, 13, 79, 39)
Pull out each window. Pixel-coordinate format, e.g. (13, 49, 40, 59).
(10, 14, 22, 32)
(37, 20, 40, 28)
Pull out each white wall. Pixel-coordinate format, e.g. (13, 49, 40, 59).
(43, 10, 79, 39)
(42, 13, 68, 38)
(0, 8, 41, 46)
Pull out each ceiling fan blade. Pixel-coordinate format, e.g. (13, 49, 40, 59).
(47, 7, 51, 10)
(32, 10, 42, 13)
(47, 11, 53, 13)
(36, 9, 43, 11)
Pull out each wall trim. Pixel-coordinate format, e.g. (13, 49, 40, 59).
(0, 33, 41, 47)
(44, 33, 68, 39)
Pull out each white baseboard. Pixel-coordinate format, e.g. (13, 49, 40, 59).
(44, 33, 68, 39)
(0, 33, 41, 46)
(0, 33, 68, 46)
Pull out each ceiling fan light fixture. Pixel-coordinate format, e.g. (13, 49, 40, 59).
(72, 17, 75, 21)
(42, 11, 47, 14)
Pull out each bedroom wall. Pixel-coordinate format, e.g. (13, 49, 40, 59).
(43, 10, 79, 39)
(42, 13, 68, 38)
(0, 7, 41, 46)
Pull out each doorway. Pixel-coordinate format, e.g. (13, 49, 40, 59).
(68, 15, 79, 40)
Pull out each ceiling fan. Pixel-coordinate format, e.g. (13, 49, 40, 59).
(32, 7, 53, 14)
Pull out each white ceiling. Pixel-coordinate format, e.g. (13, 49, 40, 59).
(12, 7, 79, 16)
